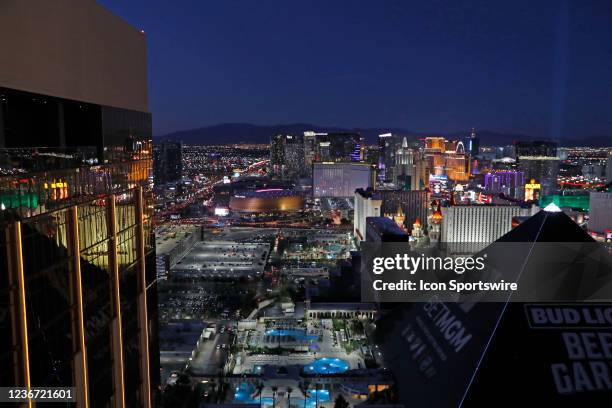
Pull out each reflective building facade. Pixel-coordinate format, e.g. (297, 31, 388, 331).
(0, 1, 159, 407)
(304, 131, 363, 164)
(269, 134, 305, 180)
(312, 163, 373, 198)
(153, 140, 183, 186)
(377, 133, 396, 183)
(515, 141, 560, 197)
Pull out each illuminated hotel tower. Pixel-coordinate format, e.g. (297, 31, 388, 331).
(423, 136, 470, 182)
(269, 133, 305, 180)
(514, 141, 560, 196)
(0, 1, 159, 407)
(395, 137, 415, 189)
(441, 204, 539, 252)
(377, 133, 394, 183)
(467, 128, 480, 156)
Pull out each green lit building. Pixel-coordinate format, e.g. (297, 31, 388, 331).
(539, 194, 590, 211)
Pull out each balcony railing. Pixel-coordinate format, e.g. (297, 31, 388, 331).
(0, 154, 153, 223)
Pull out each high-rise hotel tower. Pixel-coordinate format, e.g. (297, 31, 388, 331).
(0, 1, 159, 406)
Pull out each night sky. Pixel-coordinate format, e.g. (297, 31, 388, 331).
(98, 0, 612, 140)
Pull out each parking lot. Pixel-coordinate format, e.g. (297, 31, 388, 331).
(171, 241, 270, 279)
(158, 281, 257, 322)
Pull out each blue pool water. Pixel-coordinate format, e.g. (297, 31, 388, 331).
(292, 389, 330, 408)
(235, 382, 329, 408)
(234, 382, 274, 406)
(303, 357, 349, 374)
(266, 329, 318, 341)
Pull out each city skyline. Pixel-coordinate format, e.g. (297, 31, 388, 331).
(2, 1, 611, 407)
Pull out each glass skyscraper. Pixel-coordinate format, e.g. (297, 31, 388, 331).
(312, 163, 373, 198)
(154, 140, 183, 187)
(269, 134, 306, 180)
(515, 141, 560, 196)
(0, 1, 159, 406)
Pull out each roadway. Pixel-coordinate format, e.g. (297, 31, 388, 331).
(190, 329, 234, 377)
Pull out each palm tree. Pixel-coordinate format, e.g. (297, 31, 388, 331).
(272, 386, 278, 408)
(256, 382, 264, 408)
(300, 381, 310, 408)
(333, 395, 349, 408)
(287, 386, 293, 408)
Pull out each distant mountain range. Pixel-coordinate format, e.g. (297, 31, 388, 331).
(156, 123, 610, 147)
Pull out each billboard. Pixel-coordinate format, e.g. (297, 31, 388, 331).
(429, 174, 448, 195)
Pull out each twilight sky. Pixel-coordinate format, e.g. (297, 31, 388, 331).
(98, 0, 612, 140)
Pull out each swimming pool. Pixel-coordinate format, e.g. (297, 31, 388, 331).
(291, 389, 330, 408)
(234, 382, 274, 406)
(303, 357, 349, 374)
(266, 329, 318, 342)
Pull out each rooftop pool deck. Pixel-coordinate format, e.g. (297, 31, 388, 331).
(265, 329, 318, 342)
(303, 357, 349, 374)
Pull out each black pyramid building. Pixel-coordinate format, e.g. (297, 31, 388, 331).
(462, 205, 612, 406)
(374, 204, 612, 408)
